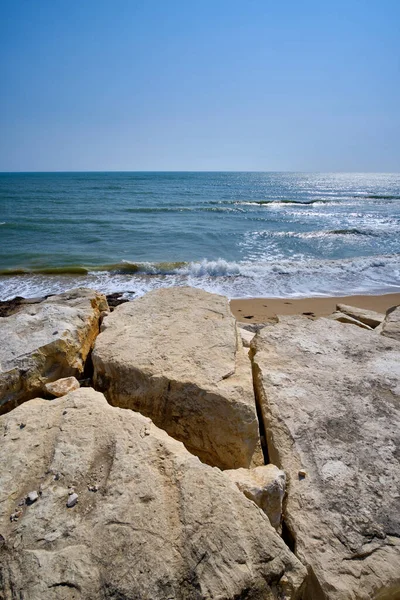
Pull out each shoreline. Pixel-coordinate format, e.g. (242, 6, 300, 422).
(230, 292, 400, 323)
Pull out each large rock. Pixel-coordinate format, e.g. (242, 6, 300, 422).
(381, 305, 400, 342)
(92, 287, 262, 470)
(0, 388, 306, 600)
(252, 317, 400, 600)
(0, 288, 107, 415)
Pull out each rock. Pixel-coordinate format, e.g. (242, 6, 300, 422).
(106, 292, 130, 310)
(0, 288, 108, 415)
(239, 327, 256, 348)
(66, 493, 78, 508)
(328, 311, 373, 330)
(336, 303, 385, 328)
(44, 376, 80, 398)
(252, 316, 400, 599)
(381, 305, 400, 342)
(224, 465, 286, 531)
(93, 287, 262, 470)
(0, 388, 306, 599)
(26, 491, 39, 504)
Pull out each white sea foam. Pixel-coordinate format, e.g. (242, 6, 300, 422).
(1, 254, 399, 301)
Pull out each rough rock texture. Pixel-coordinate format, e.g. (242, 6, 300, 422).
(44, 376, 80, 397)
(0, 288, 107, 415)
(0, 388, 306, 600)
(224, 465, 286, 531)
(336, 303, 385, 328)
(328, 311, 373, 330)
(381, 305, 400, 342)
(93, 287, 262, 470)
(252, 317, 400, 600)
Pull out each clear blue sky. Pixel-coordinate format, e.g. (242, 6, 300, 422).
(1, 0, 399, 171)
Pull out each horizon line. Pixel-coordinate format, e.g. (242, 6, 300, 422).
(1, 170, 400, 175)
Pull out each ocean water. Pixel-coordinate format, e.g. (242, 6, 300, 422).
(0, 171, 399, 300)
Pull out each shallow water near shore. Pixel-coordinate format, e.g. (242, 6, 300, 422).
(1, 171, 399, 299)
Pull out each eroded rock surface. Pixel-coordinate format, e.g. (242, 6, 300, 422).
(93, 287, 262, 470)
(0, 388, 306, 600)
(225, 465, 286, 531)
(0, 288, 107, 415)
(252, 317, 400, 600)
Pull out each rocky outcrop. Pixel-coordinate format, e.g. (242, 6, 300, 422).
(92, 287, 262, 470)
(252, 316, 400, 600)
(224, 465, 286, 531)
(381, 305, 400, 342)
(0, 288, 107, 415)
(336, 303, 385, 328)
(0, 387, 306, 600)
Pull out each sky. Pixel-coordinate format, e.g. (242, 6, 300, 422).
(0, 0, 399, 172)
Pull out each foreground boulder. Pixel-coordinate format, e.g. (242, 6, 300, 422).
(252, 317, 400, 600)
(0, 388, 306, 600)
(0, 288, 107, 415)
(93, 287, 262, 470)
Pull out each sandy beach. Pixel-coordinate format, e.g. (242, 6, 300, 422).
(230, 292, 400, 323)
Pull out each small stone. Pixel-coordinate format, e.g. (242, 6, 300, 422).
(68, 487, 75, 495)
(26, 491, 39, 504)
(10, 509, 22, 522)
(45, 376, 80, 398)
(19, 423, 26, 429)
(298, 469, 307, 479)
(88, 484, 99, 492)
(66, 493, 78, 508)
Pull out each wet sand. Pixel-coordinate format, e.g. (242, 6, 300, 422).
(230, 292, 400, 323)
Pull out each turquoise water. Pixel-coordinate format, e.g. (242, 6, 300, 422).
(0, 171, 400, 299)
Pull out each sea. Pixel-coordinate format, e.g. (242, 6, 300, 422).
(0, 171, 400, 301)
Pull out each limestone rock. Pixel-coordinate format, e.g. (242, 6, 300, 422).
(44, 376, 80, 397)
(336, 303, 385, 328)
(239, 327, 256, 348)
(252, 316, 400, 600)
(0, 288, 107, 415)
(93, 287, 262, 470)
(328, 311, 373, 330)
(225, 465, 286, 531)
(0, 388, 306, 600)
(381, 305, 400, 342)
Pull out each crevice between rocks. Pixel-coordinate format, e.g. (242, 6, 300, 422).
(248, 345, 269, 466)
(248, 338, 299, 561)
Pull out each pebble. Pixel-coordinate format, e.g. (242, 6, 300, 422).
(66, 493, 78, 508)
(88, 484, 99, 492)
(10, 509, 22, 522)
(298, 469, 307, 479)
(68, 487, 75, 495)
(26, 491, 39, 504)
